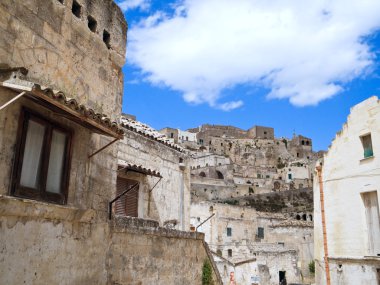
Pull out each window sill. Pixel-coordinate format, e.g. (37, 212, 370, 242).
(0, 195, 96, 223)
(360, 155, 375, 162)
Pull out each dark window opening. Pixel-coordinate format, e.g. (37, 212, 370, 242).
(302, 214, 307, 221)
(279, 271, 286, 284)
(297, 152, 300, 158)
(257, 227, 264, 239)
(306, 141, 310, 146)
(72, 0, 82, 18)
(301, 140, 305, 145)
(216, 171, 224, 180)
(199, 172, 206, 177)
(228, 249, 232, 257)
(87, 16, 97, 32)
(361, 134, 374, 158)
(58, 0, 64, 4)
(227, 227, 232, 237)
(12, 109, 72, 205)
(186, 136, 188, 141)
(179, 158, 184, 163)
(170, 133, 174, 138)
(296, 214, 301, 220)
(309, 214, 313, 221)
(103, 30, 111, 49)
(288, 173, 292, 180)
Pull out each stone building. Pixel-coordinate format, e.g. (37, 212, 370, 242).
(191, 202, 314, 285)
(314, 96, 380, 285)
(118, 116, 190, 230)
(247, 125, 275, 140)
(0, 1, 220, 284)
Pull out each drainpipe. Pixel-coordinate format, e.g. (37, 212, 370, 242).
(316, 165, 331, 285)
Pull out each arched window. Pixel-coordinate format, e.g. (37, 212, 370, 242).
(309, 214, 313, 221)
(296, 214, 301, 220)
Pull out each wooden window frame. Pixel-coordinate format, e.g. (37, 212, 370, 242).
(11, 108, 73, 205)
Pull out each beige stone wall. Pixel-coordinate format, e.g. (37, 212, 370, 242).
(0, 0, 127, 119)
(0, 196, 220, 285)
(314, 96, 380, 284)
(118, 129, 191, 230)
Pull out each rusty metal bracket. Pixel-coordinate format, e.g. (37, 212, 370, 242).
(196, 213, 215, 232)
(88, 138, 119, 158)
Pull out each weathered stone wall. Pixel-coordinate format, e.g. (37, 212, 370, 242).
(247, 125, 275, 140)
(118, 129, 191, 230)
(0, 0, 126, 119)
(190, 202, 313, 285)
(0, 196, 220, 285)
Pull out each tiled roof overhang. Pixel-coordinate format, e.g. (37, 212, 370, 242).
(118, 159, 162, 178)
(120, 117, 185, 153)
(0, 69, 124, 139)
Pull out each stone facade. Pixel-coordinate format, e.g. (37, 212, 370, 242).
(314, 96, 380, 285)
(0, 1, 221, 284)
(191, 202, 314, 285)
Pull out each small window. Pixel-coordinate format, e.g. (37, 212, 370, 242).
(257, 227, 264, 239)
(103, 30, 111, 49)
(115, 178, 139, 217)
(264, 131, 267, 135)
(288, 173, 292, 180)
(12, 109, 72, 204)
(361, 134, 374, 158)
(227, 227, 232, 237)
(228, 249, 232, 257)
(87, 16, 97, 32)
(186, 136, 188, 141)
(170, 133, 174, 138)
(72, 0, 82, 18)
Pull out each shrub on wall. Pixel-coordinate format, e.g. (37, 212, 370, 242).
(309, 260, 315, 274)
(202, 259, 214, 285)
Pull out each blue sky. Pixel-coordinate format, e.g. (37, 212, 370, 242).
(117, 0, 380, 151)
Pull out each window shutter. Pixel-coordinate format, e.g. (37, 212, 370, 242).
(116, 177, 139, 217)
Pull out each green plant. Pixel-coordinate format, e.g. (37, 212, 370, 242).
(309, 260, 315, 274)
(202, 259, 214, 285)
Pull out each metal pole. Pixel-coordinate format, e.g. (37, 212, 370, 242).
(316, 165, 331, 285)
(196, 213, 215, 232)
(0, 91, 26, 110)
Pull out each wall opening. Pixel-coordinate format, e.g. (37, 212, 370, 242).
(227, 227, 232, 237)
(103, 30, 111, 49)
(361, 134, 374, 158)
(87, 16, 97, 32)
(72, 0, 82, 18)
(228, 249, 232, 257)
(199, 172, 206, 177)
(296, 214, 301, 220)
(279, 271, 286, 284)
(302, 214, 307, 221)
(216, 171, 224, 180)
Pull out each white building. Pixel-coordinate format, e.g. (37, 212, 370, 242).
(314, 96, 380, 285)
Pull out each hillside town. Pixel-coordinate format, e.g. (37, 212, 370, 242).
(0, 1, 379, 285)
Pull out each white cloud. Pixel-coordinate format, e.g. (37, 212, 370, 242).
(127, 0, 380, 109)
(117, 0, 150, 12)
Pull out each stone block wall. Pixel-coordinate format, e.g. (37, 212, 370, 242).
(0, 0, 127, 118)
(0, 196, 221, 285)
